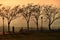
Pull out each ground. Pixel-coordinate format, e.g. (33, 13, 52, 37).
(0, 31, 60, 40)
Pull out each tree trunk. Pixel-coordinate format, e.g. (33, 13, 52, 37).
(49, 21, 51, 30)
(12, 26, 15, 33)
(36, 20, 39, 31)
(27, 21, 29, 31)
(8, 21, 10, 33)
(2, 17, 5, 35)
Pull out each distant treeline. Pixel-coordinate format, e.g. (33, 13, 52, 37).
(0, 4, 60, 34)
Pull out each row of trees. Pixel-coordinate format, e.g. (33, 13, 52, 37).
(0, 4, 60, 34)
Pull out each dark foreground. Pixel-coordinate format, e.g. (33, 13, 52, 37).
(0, 31, 60, 40)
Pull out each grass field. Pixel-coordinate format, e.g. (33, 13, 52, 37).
(0, 31, 60, 40)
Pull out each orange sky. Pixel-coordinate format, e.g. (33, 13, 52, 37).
(0, 0, 60, 7)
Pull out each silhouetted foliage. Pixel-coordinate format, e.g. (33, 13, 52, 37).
(2, 5, 21, 33)
(20, 4, 33, 31)
(0, 5, 6, 34)
(0, 4, 60, 33)
(43, 5, 60, 30)
(30, 4, 41, 31)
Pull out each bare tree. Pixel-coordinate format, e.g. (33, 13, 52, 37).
(43, 5, 60, 30)
(3, 5, 20, 33)
(0, 5, 6, 34)
(20, 4, 33, 31)
(30, 5, 41, 31)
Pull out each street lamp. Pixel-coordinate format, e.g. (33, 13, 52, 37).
(41, 17, 43, 31)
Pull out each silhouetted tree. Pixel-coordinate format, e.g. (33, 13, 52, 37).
(20, 4, 33, 31)
(43, 5, 60, 30)
(3, 5, 20, 33)
(30, 5, 41, 31)
(0, 5, 6, 34)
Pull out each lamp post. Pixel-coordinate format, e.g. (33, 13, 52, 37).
(41, 17, 43, 31)
(2, 17, 5, 35)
